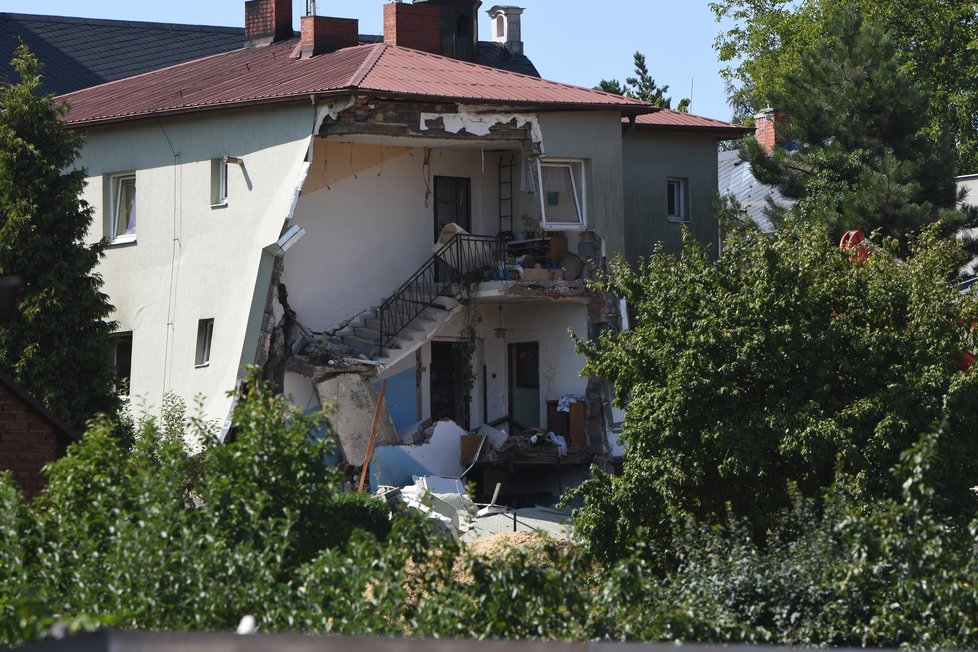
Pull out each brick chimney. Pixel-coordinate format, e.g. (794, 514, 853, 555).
(384, 2, 442, 55)
(244, 0, 293, 48)
(487, 6, 524, 55)
(754, 108, 790, 154)
(300, 15, 360, 57)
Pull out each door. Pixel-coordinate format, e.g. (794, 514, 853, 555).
(430, 341, 469, 427)
(508, 341, 540, 429)
(434, 176, 471, 281)
(434, 176, 471, 239)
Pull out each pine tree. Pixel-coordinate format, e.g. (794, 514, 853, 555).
(742, 5, 974, 252)
(596, 51, 690, 110)
(0, 44, 117, 431)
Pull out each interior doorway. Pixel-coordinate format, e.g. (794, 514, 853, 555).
(430, 341, 469, 427)
(508, 341, 540, 429)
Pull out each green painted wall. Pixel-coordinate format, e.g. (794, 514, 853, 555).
(622, 130, 721, 263)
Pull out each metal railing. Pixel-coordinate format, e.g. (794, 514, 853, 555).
(378, 234, 504, 355)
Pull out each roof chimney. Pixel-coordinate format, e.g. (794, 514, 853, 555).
(244, 0, 293, 48)
(754, 108, 790, 154)
(300, 15, 360, 57)
(488, 6, 523, 55)
(384, 2, 442, 55)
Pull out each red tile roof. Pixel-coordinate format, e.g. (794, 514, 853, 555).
(60, 41, 651, 126)
(626, 109, 750, 138)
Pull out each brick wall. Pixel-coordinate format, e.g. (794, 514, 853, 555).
(245, 0, 293, 47)
(300, 16, 360, 57)
(754, 108, 790, 154)
(0, 383, 67, 499)
(383, 3, 441, 55)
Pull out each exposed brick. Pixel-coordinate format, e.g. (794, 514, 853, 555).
(244, 0, 292, 47)
(300, 16, 359, 58)
(383, 3, 441, 55)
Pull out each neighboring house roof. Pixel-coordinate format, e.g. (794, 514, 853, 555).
(0, 13, 245, 95)
(476, 40, 539, 77)
(0, 370, 78, 443)
(717, 149, 792, 233)
(628, 109, 751, 139)
(0, 13, 541, 98)
(59, 40, 649, 127)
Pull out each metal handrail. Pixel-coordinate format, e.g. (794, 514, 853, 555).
(378, 234, 504, 355)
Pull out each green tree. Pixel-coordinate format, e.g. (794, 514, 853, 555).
(740, 7, 972, 251)
(597, 51, 690, 110)
(711, 0, 978, 171)
(569, 221, 978, 563)
(0, 44, 117, 430)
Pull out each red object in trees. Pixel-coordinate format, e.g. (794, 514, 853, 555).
(839, 230, 870, 264)
(954, 352, 976, 371)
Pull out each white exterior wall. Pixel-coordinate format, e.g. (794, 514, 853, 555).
(284, 143, 516, 331)
(78, 105, 315, 425)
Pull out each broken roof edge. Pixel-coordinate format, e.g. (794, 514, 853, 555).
(63, 89, 655, 129)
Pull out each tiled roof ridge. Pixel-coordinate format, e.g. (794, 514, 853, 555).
(1, 11, 243, 34)
(365, 44, 648, 106)
(348, 43, 388, 88)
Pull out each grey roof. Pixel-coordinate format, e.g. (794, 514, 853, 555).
(717, 149, 793, 233)
(0, 13, 539, 97)
(476, 41, 540, 77)
(0, 13, 246, 95)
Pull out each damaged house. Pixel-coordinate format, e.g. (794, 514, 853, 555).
(51, 0, 744, 504)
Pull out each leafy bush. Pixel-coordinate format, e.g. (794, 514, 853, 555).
(570, 221, 978, 562)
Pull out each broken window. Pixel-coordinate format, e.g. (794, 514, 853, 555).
(534, 158, 586, 230)
(108, 173, 137, 244)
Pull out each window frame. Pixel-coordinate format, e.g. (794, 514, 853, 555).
(108, 173, 137, 244)
(111, 331, 133, 396)
(195, 319, 214, 368)
(666, 177, 689, 223)
(534, 157, 587, 231)
(211, 158, 228, 207)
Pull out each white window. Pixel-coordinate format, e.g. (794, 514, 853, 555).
(109, 173, 137, 244)
(211, 158, 228, 206)
(534, 158, 586, 230)
(667, 177, 689, 223)
(195, 319, 214, 367)
(111, 332, 133, 396)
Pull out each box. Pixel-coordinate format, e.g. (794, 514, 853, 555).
(522, 268, 564, 281)
(460, 434, 487, 465)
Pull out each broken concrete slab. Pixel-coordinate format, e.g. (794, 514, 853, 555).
(315, 373, 399, 467)
(370, 420, 467, 488)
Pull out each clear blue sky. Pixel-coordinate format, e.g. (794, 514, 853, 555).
(3, 1, 737, 122)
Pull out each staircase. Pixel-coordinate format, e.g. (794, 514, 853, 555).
(332, 233, 504, 367)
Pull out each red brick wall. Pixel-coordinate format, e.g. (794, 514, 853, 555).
(755, 109, 790, 153)
(384, 3, 441, 55)
(0, 384, 64, 499)
(300, 16, 360, 57)
(245, 0, 293, 46)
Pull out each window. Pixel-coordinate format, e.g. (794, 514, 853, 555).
(108, 173, 137, 244)
(111, 332, 132, 396)
(195, 319, 214, 367)
(534, 158, 586, 229)
(211, 158, 228, 206)
(667, 177, 689, 222)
